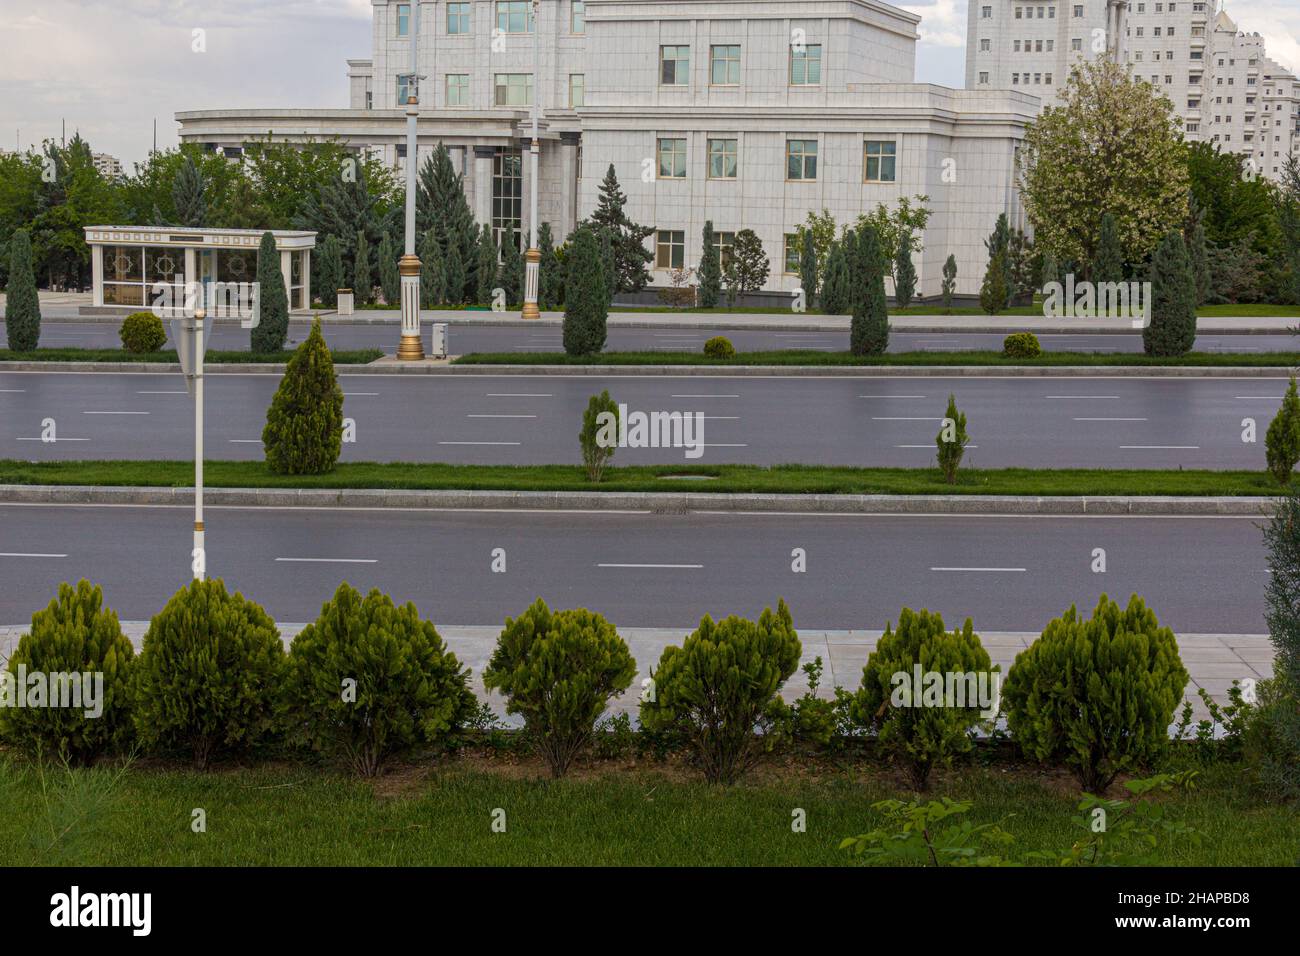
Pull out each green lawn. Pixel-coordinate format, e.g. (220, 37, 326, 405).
(0, 460, 1284, 497)
(0, 757, 1287, 866)
(0, 348, 384, 364)
(601, 304, 1300, 318)
(454, 349, 1300, 367)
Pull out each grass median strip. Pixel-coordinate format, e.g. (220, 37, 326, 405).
(0, 459, 1286, 497)
(454, 349, 1300, 367)
(0, 348, 384, 364)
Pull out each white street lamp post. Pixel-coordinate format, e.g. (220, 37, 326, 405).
(192, 306, 205, 579)
(397, 1, 425, 360)
(521, 0, 542, 320)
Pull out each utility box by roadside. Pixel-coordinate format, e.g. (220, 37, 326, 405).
(430, 322, 448, 359)
(337, 289, 354, 316)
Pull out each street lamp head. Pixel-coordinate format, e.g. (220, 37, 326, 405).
(194, 307, 206, 321)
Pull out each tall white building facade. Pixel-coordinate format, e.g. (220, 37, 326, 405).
(177, 0, 1040, 298)
(966, 1, 1299, 181)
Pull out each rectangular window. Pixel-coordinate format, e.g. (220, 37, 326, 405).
(982, 6, 993, 17)
(1073, 4, 1083, 16)
(447, 2, 470, 34)
(396, 74, 411, 105)
(707, 138, 738, 179)
(979, 71, 990, 84)
(712, 231, 737, 272)
(790, 44, 822, 85)
(783, 234, 801, 274)
(494, 73, 533, 106)
(1072, 37, 1082, 51)
(786, 139, 818, 180)
(661, 45, 690, 85)
(571, 1, 585, 34)
(569, 74, 584, 108)
(446, 74, 469, 106)
(864, 140, 897, 182)
(657, 137, 687, 178)
(496, 1, 532, 33)
(656, 230, 685, 269)
(491, 147, 523, 244)
(396, 3, 410, 37)
(981, 38, 991, 52)
(710, 44, 741, 86)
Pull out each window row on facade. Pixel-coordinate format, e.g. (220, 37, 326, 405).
(392, 2, 586, 37)
(652, 229, 814, 277)
(652, 137, 898, 183)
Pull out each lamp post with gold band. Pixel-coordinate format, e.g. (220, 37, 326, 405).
(397, 0, 425, 360)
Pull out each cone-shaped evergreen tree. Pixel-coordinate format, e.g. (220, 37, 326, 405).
(5, 229, 40, 351)
(445, 238, 467, 305)
(419, 228, 446, 307)
(980, 247, 1009, 315)
(941, 254, 958, 312)
(538, 221, 559, 309)
(563, 228, 608, 356)
(893, 228, 917, 311)
(697, 220, 721, 308)
(417, 145, 477, 281)
(377, 232, 400, 305)
(851, 225, 890, 355)
(984, 213, 1014, 308)
(799, 227, 819, 309)
(1266, 376, 1300, 484)
(820, 241, 850, 315)
(262, 318, 344, 474)
(475, 227, 498, 305)
(317, 235, 342, 308)
(1143, 230, 1197, 357)
(585, 163, 654, 294)
(172, 156, 207, 227)
(1188, 220, 1212, 307)
(1094, 212, 1124, 283)
(353, 230, 373, 304)
(499, 224, 524, 305)
(251, 231, 288, 353)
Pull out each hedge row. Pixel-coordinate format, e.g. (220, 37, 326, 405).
(1, 582, 1203, 788)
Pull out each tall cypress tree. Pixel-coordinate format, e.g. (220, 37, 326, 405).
(563, 228, 608, 356)
(1143, 230, 1197, 357)
(851, 225, 889, 355)
(5, 229, 41, 351)
(893, 228, 917, 311)
(419, 228, 446, 307)
(1094, 212, 1124, 284)
(172, 156, 207, 227)
(252, 231, 288, 353)
(353, 230, 373, 305)
(698, 220, 721, 308)
(984, 214, 1014, 308)
(799, 227, 819, 309)
(941, 254, 958, 312)
(980, 248, 1010, 315)
(820, 242, 850, 315)
(585, 163, 654, 294)
(499, 224, 524, 305)
(262, 317, 344, 475)
(475, 227, 499, 305)
(377, 232, 400, 305)
(317, 235, 342, 308)
(445, 239, 467, 306)
(538, 222, 559, 310)
(1187, 217, 1212, 307)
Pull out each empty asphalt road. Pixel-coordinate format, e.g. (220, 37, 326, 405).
(0, 503, 1269, 632)
(0, 369, 1291, 468)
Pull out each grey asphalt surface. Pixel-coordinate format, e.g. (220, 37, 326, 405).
(7, 319, 1300, 355)
(0, 504, 1268, 631)
(0, 369, 1291, 468)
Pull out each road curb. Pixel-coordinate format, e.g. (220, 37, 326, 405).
(0, 484, 1277, 516)
(0, 361, 1296, 377)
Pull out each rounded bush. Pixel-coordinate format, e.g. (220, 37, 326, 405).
(262, 317, 344, 475)
(0, 580, 135, 762)
(1002, 594, 1189, 792)
(850, 608, 996, 789)
(283, 583, 475, 776)
(703, 336, 736, 359)
(1001, 332, 1042, 359)
(483, 598, 637, 777)
(640, 599, 801, 783)
(132, 579, 285, 768)
(119, 312, 167, 353)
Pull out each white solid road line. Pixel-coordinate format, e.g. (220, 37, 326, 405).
(1046, 395, 1121, 399)
(896, 443, 979, 448)
(136, 390, 186, 395)
(276, 557, 378, 564)
(229, 439, 263, 444)
(0, 552, 67, 558)
(1235, 396, 1284, 400)
(859, 394, 926, 399)
(467, 414, 537, 418)
(1073, 417, 1149, 421)
(83, 411, 149, 415)
(343, 392, 380, 396)
(931, 567, 1027, 572)
(671, 394, 739, 398)
(487, 393, 552, 397)
(0, 389, 26, 393)
(16, 437, 89, 442)
(873, 416, 943, 421)
(1121, 445, 1201, 450)
(438, 440, 522, 445)
(597, 563, 704, 569)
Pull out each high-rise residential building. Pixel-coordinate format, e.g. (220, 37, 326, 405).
(92, 152, 124, 180)
(967, 1, 1299, 181)
(177, 0, 1039, 298)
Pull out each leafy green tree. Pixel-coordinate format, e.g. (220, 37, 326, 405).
(798, 227, 819, 307)
(538, 221, 560, 309)
(853, 196, 931, 268)
(483, 599, 637, 777)
(941, 254, 958, 312)
(580, 389, 619, 481)
(584, 163, 654, 293)
(893, 227, 917, 310)
(172, 156, 207, 227)
(1039, 249, 1059, 290)
(1003, 594, 1189, 792)
(377, 231, 400, 305)
(850, 225, 889, 355)
(5, 228, 41, 351)
(697, 220, 722, 308)
(317, 234, 342, 308)
(725, 228, 770, 301)
(29, 136, 120, 291)
(262, 318, 344, 474)
(283, 583, 474, 776)
(850, 609, 996, 789)
(936, 393, 969, 484)
(1184, 140, 1283, 259)
(1143, 230, 1197, 357)
(1266, 377, 1300, 484)
(251, 231, 288, 352)
(1020, 58, 1190, 269)
(475, 227, 498, 305)
(563, 229, 608, 356)
(353, 228, 373, 305)
(419, 228, 446, 307)
(499, 223, 524, 305)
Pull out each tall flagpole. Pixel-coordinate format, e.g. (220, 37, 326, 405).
(397, 1, 425, 359)
(521, 0, 542, 320)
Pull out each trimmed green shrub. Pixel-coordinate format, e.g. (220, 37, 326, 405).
(5, 228, 41, 351)
(850, 608, 996, 789)
(483, 598, 637, 777)
(1002, 332, 1042, 359)
(799, 228, 819, 308)
(262, 317, 344, 475)
(580, 389, 619, 482)
(820, 242, 851, 315)
(563, 228, 608, 355)
(0, 581, 135, 762)
(133, 579, 285, 768)
(283, 583, 474, 776)
(1003, 594, 1189, 792)
(1143, 230, 1197, 357)
(353, 229, 373, 305)
(475, 226, 498, 305)
(251, 230, 289, 353)
(1266, 376, 1300, 484)
(640, 599, 801, 783)
(703, 336, 735, 359)
(935, 393, 969, 485)
(119, 311, 167, 353)
(850, 226, 890, 355)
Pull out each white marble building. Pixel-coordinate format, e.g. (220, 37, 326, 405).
(178, 0, 1041, 298)
(966, 1, 1299, 182)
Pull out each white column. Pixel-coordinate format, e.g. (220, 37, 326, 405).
(559, 133, 580, 240)
(280, 249, 292, 310)
(302, 249, 311, 310)
(92, 244, 104, 307)
(473, 146, 494, 228)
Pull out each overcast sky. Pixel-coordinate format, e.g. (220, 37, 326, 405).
(1, 0, 1296, 170)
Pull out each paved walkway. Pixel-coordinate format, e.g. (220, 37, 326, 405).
(0, 623, 1270, 724)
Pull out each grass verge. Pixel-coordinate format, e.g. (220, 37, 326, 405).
(0, 348, 384, 364)
(0, 460, 1284, 497)
(0, 757, 1285, 866)
(454, 349, 1300, 367)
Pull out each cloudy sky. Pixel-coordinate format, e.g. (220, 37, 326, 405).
(1, 0, 1296, 169)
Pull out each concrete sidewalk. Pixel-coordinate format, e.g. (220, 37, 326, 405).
(0, 623, 1270, 723)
